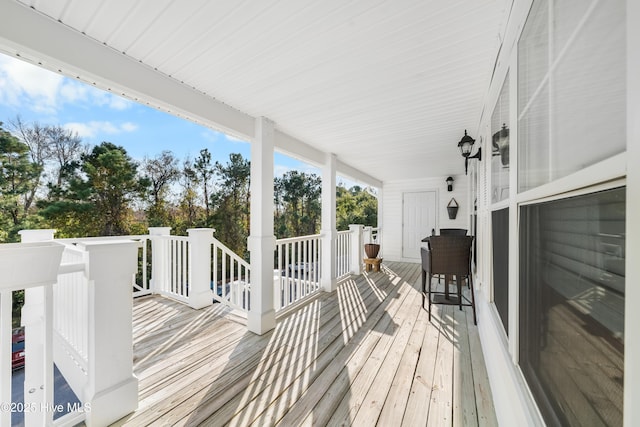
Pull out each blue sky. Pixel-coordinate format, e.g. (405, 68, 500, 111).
(0, 52, 327, 179)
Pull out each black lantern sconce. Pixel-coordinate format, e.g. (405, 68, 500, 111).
(492, 124, 510, 167)
(457, 130, 481, 175)
(446, 176, 454, 192)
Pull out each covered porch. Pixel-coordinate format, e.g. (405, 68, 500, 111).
(1, 0, 639, 426)
(118, 262, 495, 426)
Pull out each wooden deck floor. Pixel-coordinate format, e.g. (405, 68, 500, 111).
(112, 262, 497, 426)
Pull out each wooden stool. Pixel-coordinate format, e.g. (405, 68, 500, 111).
(364, 257, 382, 272)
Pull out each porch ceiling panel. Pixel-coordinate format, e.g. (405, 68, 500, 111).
(10, 0, 507, 184)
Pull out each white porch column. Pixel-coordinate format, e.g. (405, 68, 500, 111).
(349, 224, 364, 275)
(19, 229, 56, 427)
(247, 117, 276, 335)
(377, 188, 383, 250)
(79, 240, 140, 427)
(321, 153, 338, 292)
(148, 227, 171, 294)
(187, 228, 214, 309)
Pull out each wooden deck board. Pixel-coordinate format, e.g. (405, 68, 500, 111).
(111, 261, 497, 427)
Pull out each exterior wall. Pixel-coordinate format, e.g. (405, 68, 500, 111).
(473, 0, 640, 426)
(381, 175, 469, 262)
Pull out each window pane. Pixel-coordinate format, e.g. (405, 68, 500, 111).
(491, 208, 509, 334)
(491, 74, 510, 203)
(519, 187, 625, 426)
(518, 0, 626, 192)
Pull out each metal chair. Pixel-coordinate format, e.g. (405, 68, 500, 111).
(420, 235, 476, 324)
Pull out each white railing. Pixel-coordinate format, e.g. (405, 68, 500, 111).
(1, 232, 140, 427)
(275, 234, 322, 311)
(56, 235, 151, 298)
(0, 238, 64, 427)
(1, 224, 382, 426)
(152, 235, 191, 304)
(53, 244, 90, 401)
(335, 230, 352, 278)
(212, 237, 251, 312)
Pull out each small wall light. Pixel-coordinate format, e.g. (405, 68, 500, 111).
(492, 123, 510, 167)
(446, 176, 454, 191)
(457, 130, 481, 175)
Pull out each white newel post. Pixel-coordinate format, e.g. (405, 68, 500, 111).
(349, 224, 364, 275)
(187, 228, 214, 309)
(148, 227, 171, 295)
(0, 290, 10, 427)
(79, 240, 140, 427)
(321, 153, 338, 292)
(247, 117, 276, 335)
(19, 229, 56, 427)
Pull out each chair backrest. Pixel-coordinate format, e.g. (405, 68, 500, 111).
(428, 235, 473, 275)
(439, 228, 468, 236)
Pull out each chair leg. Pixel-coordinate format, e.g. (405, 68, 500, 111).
(457, 274, 463, 311)
(421, 269, 426, 308)
(428, 273, 432, 321)
(470, 275, 477, 325)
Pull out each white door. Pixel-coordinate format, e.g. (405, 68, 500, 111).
(402, 191, 437, 259)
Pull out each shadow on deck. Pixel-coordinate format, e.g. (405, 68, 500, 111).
(112, 261, 497, 426)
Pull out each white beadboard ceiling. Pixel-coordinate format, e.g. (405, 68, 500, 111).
(1, 0, 508, 185)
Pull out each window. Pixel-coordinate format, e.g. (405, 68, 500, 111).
(491, 208, 509, 334)
(519, 187, 625, 426)
(491, 74, 509, 203)
(517, 0, 626, 192)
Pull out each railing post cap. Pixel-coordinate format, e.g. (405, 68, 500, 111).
(187, 228, 216, 234)
(148, 227, 172, 236)
(18, 229, 56, 242)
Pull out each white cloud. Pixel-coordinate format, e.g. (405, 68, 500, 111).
(224, 133, 247, 143)
(0, 54, 133, 114)
(64, 121, 138, 139)
(0, 55, 63, 113)
(121, 122, 138, 132)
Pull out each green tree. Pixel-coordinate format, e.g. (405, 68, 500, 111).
(194, 149, 214, 221)
(336, 185, 378, 230)
(8, 116, 49, 214)
(212, 153, 250, 256)
(0, 124, 42, 242)
(174, 157, 204, 234)
(142, 150, 180, 227)
(40, 142, 148, 236)
(274, 171, 321, 238)
(45, 124, 85, 186)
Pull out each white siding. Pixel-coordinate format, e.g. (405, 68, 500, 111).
(381, 175, 469, 262)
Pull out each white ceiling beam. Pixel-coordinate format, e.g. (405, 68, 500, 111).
(274, 130, 382, 188)
(0, 0, 255, 140)
(336, 159, 383, 189)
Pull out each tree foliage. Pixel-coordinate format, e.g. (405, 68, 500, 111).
(1, 118, 378, 251)
(142, 150, 180, 227)
(336, 185, 378, 231)
(274, 171, 321, 238)
(39, 142, 148, 236)
(0, 123, 42, 241)
(212, 153, 251, 256)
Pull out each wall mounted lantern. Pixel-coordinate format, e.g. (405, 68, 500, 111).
(457, 130, 481, 175)
(446, 176, 454, 191)
(492, 123, 510, 167)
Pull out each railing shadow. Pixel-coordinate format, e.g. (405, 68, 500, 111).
(179, 262, 415, 426)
